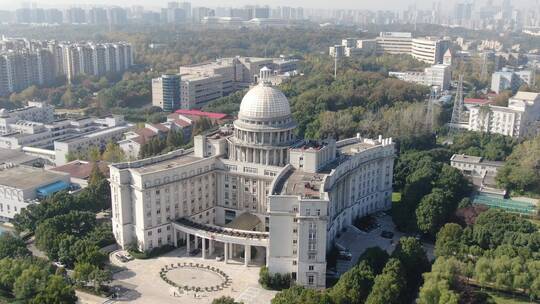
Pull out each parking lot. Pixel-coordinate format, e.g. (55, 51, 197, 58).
(334, 213, 434, 275)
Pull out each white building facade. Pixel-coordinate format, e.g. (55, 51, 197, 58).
(468, 92, 540, 138)
(109, 75, 394, 288)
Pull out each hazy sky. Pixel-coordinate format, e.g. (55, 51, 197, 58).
(4, 0, 536, 11)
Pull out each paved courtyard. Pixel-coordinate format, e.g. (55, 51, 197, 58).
(107, 247, 277, 304)
(334, 213, 435, 275)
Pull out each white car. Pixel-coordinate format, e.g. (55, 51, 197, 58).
(215, 255, 224, 261)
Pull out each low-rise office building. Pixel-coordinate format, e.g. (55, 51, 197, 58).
(0, 165, 70, 221)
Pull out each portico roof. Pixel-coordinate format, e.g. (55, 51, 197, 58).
(224, 212, 261, 231)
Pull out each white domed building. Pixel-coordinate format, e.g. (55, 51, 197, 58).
(109, 69, 395, 289)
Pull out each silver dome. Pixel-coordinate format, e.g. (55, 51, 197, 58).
(238, 83, 291, 121)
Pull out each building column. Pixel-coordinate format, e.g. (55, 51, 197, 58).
(186, 233, 191, 253)
(173, 227, 177, 247)
(265, 246, 269, 267)
(194, 235, 199, 249)
(244, 244, 251, 266)
(202, 238, 206, 259)
(209, 239, 214, 256)
(224, 242, 229, 263)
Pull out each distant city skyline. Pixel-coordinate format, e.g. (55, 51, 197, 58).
(7, 0, 536, 11)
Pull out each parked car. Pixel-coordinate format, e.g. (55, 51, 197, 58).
(124, 253, 134, 261)
(338, 250, 352, 260)
(381, 230, 394, 239)
(215, 255, 224, 261)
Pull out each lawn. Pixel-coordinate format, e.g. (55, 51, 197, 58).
(488, 291, 534, 304)
(392, 192, 401, 203)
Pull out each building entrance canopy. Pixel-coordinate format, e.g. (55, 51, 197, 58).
(173, 218, 269, 248)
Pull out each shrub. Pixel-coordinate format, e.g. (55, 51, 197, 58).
(259, 266, 291, 290)
(128, 244, 175, 259)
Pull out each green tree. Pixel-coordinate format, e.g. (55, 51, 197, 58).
(365, 259, 406, 304)
(0, 233, 30, 259)
(329, 261, 375, 304)
(272, 285, 332, 304)
(101, 142, 125, 163)
(13, 265, 49, 300)
(356, 247, 389, 274)
(416, 189, 453, 235)
(435, 223, 464, 258)
(496, 135, 540, 194)
(392, 237, 430, 302)
(31, 275, 77, 304)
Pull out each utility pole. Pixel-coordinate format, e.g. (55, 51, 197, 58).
(450, 74, 465, 128)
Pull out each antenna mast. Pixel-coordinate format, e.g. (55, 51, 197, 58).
(450, 74, 465, 128)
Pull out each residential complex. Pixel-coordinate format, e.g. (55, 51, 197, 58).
(109, 72, 395, 288)
(0, 37, 133, 95)
(467, 91, 540, 138)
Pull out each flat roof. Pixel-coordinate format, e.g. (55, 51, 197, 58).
(0, 166, 67, 190)
(134, 153, 201, 175)
(50, 160, 109, 179)
(338, 142, 376, 156)
(0, 148, 41, 166)
(513, 91, 539, 101)
(282, 168, 325, 199)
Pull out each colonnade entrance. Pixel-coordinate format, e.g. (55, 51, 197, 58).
(172, 218, 269, 267)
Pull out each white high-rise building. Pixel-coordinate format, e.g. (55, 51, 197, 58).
(411, 37, 451, 64)
(109, 71, 395, 288)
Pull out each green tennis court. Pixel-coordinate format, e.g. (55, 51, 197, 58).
(473, 193, 538, 215)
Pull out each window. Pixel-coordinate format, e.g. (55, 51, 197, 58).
(292, 261, 297, 265)
(147, 231, 152, 236)
(309, 265, 314, 271)
(308, 275, 314, 285)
